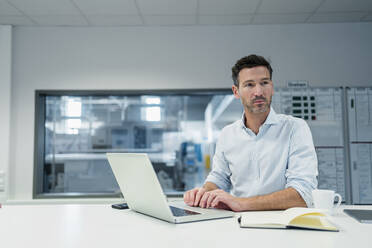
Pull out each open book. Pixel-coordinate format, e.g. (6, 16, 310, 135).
(239, 207, 338, 231)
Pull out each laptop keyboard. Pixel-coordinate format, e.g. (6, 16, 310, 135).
(169, 206, 201, 217)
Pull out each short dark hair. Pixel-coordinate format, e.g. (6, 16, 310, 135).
(231, 54, 273, 87)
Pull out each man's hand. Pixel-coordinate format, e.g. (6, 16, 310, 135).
(199, 189, 243, 212)
(183, 182, 219, 207)
(184, 187, 244, 212)
(183, 187, 207, 207)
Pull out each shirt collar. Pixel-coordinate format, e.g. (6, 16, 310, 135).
(240, 107, 279, 129)
(263, 107, 279, 125)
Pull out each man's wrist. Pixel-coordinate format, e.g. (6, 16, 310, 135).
(202, 185, 212, 192)
(202, 182, 218, 192)
(234, 196, 258, 211)
(235, 197, 249, 211)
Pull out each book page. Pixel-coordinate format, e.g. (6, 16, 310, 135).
(281, 208, 326, 225)
(240, 211, 286, 227)
(288, 214, 338, 231)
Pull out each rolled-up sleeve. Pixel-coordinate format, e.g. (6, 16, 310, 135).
(205, 132, 232, 192)
(285, 119, 318, 207)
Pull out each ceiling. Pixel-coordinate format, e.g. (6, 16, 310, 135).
(0, 0, 371, 27)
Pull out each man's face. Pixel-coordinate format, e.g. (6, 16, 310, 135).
(232, 66, 274, 114)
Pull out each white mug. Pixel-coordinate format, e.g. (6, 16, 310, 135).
(312, 189, 342, 212)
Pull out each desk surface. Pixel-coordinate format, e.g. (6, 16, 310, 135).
(1, 203, 372, 248)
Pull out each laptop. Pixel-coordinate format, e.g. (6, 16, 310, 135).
(344, 209, 372, 224)
(107, 153, 235, 223)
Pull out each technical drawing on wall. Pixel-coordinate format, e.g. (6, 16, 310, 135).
(347, 87, 372, 204)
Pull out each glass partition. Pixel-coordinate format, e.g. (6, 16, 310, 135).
(34, 90, 241, 198)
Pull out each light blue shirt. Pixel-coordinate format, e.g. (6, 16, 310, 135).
(205, 108, 318, 207)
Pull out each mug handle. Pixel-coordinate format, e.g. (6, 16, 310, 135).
(334, 193, 342, 208)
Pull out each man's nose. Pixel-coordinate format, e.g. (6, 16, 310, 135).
(254, 85, 264, 96)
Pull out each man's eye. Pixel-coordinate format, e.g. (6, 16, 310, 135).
(261, 81, 269, 86)
(246, 83, 254, 87)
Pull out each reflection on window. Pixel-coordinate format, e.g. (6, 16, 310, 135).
(65, 98, 82, 117)
(143, 106, 161, 121)
(35, 91, 241, 198)
(144, 96, 161, 104)
(142, 96, 162, 121)
(66, 119, 81, 129)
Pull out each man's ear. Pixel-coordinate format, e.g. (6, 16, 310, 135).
(232, 85, 240, 99)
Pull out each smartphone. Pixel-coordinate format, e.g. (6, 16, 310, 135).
(111, 203, 129, 210)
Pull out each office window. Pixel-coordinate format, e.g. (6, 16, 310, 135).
(34, 90, 240, 198)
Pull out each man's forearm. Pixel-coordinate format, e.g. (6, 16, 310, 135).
(239, 187, 307, 211)
(202, 182, 219, 192)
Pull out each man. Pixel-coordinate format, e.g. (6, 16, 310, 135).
(184, 54, 318, 211)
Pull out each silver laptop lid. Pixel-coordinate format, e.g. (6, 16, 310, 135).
(107, 153, 174, 222)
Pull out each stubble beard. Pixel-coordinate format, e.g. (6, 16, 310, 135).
(245, 95, 272, 114)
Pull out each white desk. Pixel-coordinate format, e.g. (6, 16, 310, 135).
(1, 203, 372, 248)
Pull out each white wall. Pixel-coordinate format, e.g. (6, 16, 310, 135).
(9, 22, 372, 200)
(0, 25, 11, 202)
